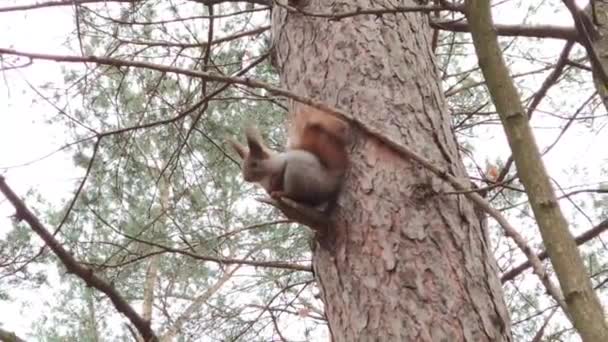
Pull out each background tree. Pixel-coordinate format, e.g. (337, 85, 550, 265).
(0, 0, 606, 341)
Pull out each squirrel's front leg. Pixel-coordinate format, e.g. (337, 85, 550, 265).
(268, 169, 287, 199)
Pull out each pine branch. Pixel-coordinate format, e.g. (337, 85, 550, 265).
(0, 176, 158, 342)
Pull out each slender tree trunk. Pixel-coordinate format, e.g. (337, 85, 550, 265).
(272, 1, 511, 341)
(139, 165, 169, 340)
(86, 287, 100, 342)
(585, 1, 608, 111)
(465, 1, 608, 340)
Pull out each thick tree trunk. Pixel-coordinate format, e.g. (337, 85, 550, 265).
(272, 1, 511, 341)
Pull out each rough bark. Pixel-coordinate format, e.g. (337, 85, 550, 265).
(272, 1, 511, 341)
(464, 1, 608, 341)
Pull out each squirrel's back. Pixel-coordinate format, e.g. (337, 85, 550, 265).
(288, 105, 349, 175)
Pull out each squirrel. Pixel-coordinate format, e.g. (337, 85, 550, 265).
(228, 106, 350, 207)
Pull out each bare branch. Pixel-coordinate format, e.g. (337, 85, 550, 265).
(0, 327, 26, 342)
(89, 208, 313, 272)
(0, 0, 137, 13)
(189, 0, 270, 6)
(432, 20, 580, 41)
(111, 26, 269, 49)
(87, 6, 270, 25)
(531, 307, 559, 342)
(502, 219, 608, 283)
(563, 0, 608, 86)
(275, 3, 457, 20)
(53, 137, 101, 236)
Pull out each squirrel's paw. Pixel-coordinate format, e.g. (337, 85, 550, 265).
(270, 191, 286, 199)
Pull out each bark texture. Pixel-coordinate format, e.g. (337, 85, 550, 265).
(272, 1, 511, 341)
(465, 1, 608, 341)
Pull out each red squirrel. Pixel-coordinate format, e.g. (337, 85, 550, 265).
(228, 106, 349, 206)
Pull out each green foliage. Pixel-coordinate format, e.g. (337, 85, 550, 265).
(1, 3, 321, 341)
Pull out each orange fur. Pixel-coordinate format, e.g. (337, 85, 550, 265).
(288, 105, 350, 174)
(228, 105, 350, 206)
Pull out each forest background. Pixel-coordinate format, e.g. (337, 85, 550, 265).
(0, 0, 607, 341)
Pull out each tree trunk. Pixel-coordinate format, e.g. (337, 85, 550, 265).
(466, 1, 608, 340)
(86, 287, 100, 342)
(272, 1, 511, 341)
(586, 1, 608, 112)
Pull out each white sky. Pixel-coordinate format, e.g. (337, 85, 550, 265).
(0, 0, 605, 340)
(0, 6, 77, 337)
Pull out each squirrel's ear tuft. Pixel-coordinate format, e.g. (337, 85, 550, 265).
(245, 125, 270, 159)
(227, 137, 248, 160)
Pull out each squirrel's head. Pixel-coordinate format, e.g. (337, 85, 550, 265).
(228, 125, 276, 182)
